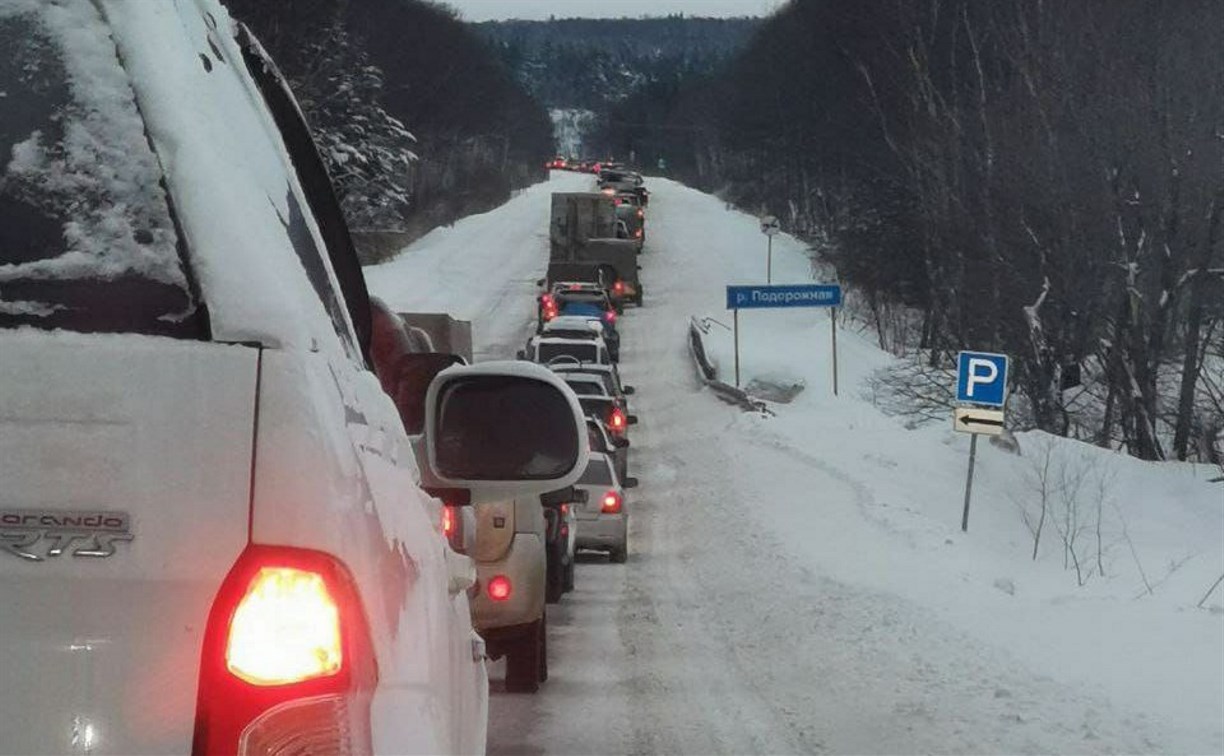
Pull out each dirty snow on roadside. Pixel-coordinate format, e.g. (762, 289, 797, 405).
(366, 172, 1223, 754)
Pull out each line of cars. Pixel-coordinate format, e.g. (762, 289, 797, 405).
(470, 173, 653, 697)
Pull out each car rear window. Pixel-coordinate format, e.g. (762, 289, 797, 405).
(565, 378, 604, 396)
(0, 2, 204, 337)
(538, 341, 597, 364)
(579, 458, 612, 486)
(586, 423, 610, 453)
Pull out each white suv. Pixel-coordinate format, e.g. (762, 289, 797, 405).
(0, 4, 587, 754)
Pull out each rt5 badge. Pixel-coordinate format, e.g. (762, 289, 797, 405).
(0, 510, 134, 561)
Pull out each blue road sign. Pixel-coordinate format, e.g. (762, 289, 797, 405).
(726, 284, 842, 310)
(956, 351, 1009, 407)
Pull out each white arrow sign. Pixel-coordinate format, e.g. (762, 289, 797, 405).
(954, 407, 1006, 436)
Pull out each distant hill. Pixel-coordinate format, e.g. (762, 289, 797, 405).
(475, 16, 762, 110)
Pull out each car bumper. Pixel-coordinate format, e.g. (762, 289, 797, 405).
(472, 534, 545, 632)
(575, 514, 627, 549)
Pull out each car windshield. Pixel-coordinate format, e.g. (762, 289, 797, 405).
(578, 458, 612, 486)
(538, 341, 598, 364)
(0, 3, 203, 337)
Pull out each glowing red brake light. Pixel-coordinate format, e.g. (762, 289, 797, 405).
(559, 503, 569, 516)
(634, 229, 643, 239)
(226, 567, 342, 686)
(637, 209, 644, 219)
(613, 281, 625, 294)
(488, 575, 513, 602)
(441, 506, 456, 538)
(601, 491, 622, 514)
(609, 407, 626, 430)
(604, 310, 617, 325)
(193, 547, 376, 756)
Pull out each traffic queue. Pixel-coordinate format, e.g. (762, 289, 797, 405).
(476, 167, 650, 693)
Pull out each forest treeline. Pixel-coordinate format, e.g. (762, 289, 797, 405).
(224, 0, 554, 251)
(597, 0, 1224, 463)
(477, 16, 760, 110)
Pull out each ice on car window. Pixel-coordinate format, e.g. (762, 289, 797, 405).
(0, 2, 202, 336)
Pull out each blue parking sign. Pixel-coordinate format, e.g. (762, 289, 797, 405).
(956, 351, 1009, 407)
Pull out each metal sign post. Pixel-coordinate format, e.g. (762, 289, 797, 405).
(830, 308, 839, 396)
(952, 351, 1010, 531)
(733, 309, 741, 388)
(760, 216, 780, 284)
(726, 283, 843, 395)
(961, 435, 978, 532)
(768, 235, 773, 284)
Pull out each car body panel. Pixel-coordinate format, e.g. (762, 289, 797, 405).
(0, 333, 258, 755)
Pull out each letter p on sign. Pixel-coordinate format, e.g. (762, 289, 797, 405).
(956, 351, 1009, 407)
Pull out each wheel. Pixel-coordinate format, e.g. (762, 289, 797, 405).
(505, 619, 543, 693)
(609, 544, 627, 564)
(538, 612, 548, 682)
(545, 547, 564, 604)
(563, 558, 575, 592)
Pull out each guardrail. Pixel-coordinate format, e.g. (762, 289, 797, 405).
(688, 316, 769, 413)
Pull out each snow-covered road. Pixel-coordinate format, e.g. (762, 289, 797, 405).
(366, 173, 1223, 755)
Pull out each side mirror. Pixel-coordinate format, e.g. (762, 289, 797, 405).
(627, 415, 639, 426)
(623, 386, 636, 395)
(623, 477, 639, 489)
(414, 362, 588, 504)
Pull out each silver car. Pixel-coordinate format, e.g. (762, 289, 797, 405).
(573, 453, 638, 563)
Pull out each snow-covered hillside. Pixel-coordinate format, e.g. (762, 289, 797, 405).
(365, 172, 1223, 754)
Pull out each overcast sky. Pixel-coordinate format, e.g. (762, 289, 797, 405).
(441, 0, 787, 22)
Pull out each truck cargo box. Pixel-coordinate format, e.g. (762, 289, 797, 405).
(397, 312, 474, 362)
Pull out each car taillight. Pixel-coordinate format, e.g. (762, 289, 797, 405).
(604, 310, 617, 325)
(634, 229, 643, 239)
(541, 294, 554, 306)
(441, 504, 465, 552)
(601, 491, 622, 514)
(559, 504, 569, 516)
(613, 281, 625, 294)
(544, 307, 558, 321)
(227, 568, 342, 685)
(193, 546, 376, 756)
(608, 407, 626, 431)
(637, 209, 644, 219)
(488, 575, 512, 602)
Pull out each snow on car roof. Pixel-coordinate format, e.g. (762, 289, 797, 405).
(91, 0, 355, 353)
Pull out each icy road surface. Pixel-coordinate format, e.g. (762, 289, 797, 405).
(367, 173, 1223, 755)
